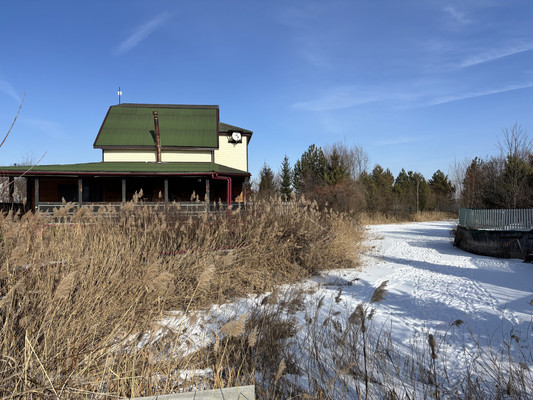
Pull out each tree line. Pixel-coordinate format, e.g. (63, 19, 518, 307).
(256, 143, 455, 214)
(256, 123, 533, 213)
(457, 123, 533, 209)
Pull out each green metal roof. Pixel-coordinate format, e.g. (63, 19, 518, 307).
(94, 104, 220, 149)
(0, 162, 249, 176)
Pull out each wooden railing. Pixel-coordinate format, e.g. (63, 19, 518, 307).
(36, 201, 246, 215)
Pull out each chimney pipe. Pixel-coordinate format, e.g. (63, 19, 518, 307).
(153, 111, 162, 163)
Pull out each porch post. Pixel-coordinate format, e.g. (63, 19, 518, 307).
(164, 178, 169, 203)
(34, 178, 39, 212)
(26, 178, 32, 211)
(8, 176, 14, 203)
(78, 178, 83, 204)
(121, 178, 126, 203)
(205, 178, 210, 211)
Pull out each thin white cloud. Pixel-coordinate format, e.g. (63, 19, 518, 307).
(459, 43, 533, 68)
(292, 87, 378, 111)
(443, 5, 472, 25)
(22, 119, 67, 139)
(0, 78, 21, 102)
(299, 40, 331, 68)
(374, 136, 421, 146)
(428, 82, 533, 106)
(116, 13, 171, 55)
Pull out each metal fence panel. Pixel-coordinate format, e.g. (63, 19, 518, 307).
(459, 208, 533, 231)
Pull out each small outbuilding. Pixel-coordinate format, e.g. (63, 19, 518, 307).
(455, 208, 533, 260)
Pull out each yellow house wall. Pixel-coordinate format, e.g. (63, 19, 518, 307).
(214, 136, 248, 172)
(103, 150, 211, 163)
(161, 151, 211, 162)
(103, 150, 156, 162)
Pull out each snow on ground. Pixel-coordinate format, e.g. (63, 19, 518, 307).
(359, 220, 533, 345)
(155, 220, 533, 396)
(354, 221, 533, 373)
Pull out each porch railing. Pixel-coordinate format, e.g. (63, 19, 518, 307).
(459, 208, 533, 231)
(36, 201, 245, 215)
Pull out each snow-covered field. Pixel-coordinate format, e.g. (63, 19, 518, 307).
(359, 220, 533, 356)
(159, 220, 533, 397)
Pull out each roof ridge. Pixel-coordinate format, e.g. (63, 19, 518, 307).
(115, 103, 219, 109)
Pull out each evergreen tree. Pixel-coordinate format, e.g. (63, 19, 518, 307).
(324, 147, 349, 185)
(293, 144, 328, 193)
(360, 165, 395, 213)
(461, 157, 484, 208)
(258, 162, 277, 199)
(394, 169, 428, 212)
(279, 155, 293, 200)
(428, 170, 455, 211)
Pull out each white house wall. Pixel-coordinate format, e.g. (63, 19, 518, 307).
(214, 136, 248, 172)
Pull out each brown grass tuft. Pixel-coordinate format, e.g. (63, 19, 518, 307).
(370, 280, 388, 303)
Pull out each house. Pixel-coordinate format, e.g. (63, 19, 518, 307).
(0, 103, 252, 211)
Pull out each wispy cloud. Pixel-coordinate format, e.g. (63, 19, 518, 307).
(299, 40, 331, 68)
(374, 136, 421, 146)
(292, 86, 379, 111)
(22, 119, 67, 139)
(292, 77, 533, 112)
(428, 82, 533, 106)
(442, 5, 472, 25)
(459, 43, 533, 68)
(0, 78, 21, 102)
(116, 13, 171, 55)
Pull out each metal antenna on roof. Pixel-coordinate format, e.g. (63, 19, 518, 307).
(118, 87, 123, 104)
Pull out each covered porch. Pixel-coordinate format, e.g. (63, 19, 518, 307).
(0, 162, 249, 213)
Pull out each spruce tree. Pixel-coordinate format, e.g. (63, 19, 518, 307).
(258, 162, 276, 199)
(279, 155, 293, 200)
(293, 144, 327, 193)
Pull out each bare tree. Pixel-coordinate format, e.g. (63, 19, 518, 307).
(449, 157, 468, 202)
(323, 141, 369, 180)
(0, 94, 24, 150)
(1, 95, 46, 206)
(498, 122, 532, 160)
(497, 123, 532, 208)
(0, 95, 25, 203)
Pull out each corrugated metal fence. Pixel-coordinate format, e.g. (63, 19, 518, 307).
(459, 208, 533, 231)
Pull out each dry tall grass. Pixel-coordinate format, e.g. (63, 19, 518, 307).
(0, 198, 361, 398)
(359, 211, 456, 225)
(2, 201, 530, 399)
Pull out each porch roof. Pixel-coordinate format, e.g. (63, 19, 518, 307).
(0, 162, 250, 177)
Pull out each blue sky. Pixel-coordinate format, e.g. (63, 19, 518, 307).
(1, 0, 532, 181)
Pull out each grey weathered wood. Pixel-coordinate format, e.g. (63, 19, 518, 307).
(125, 385, 255, 400)
(34, 177, 39, 211)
